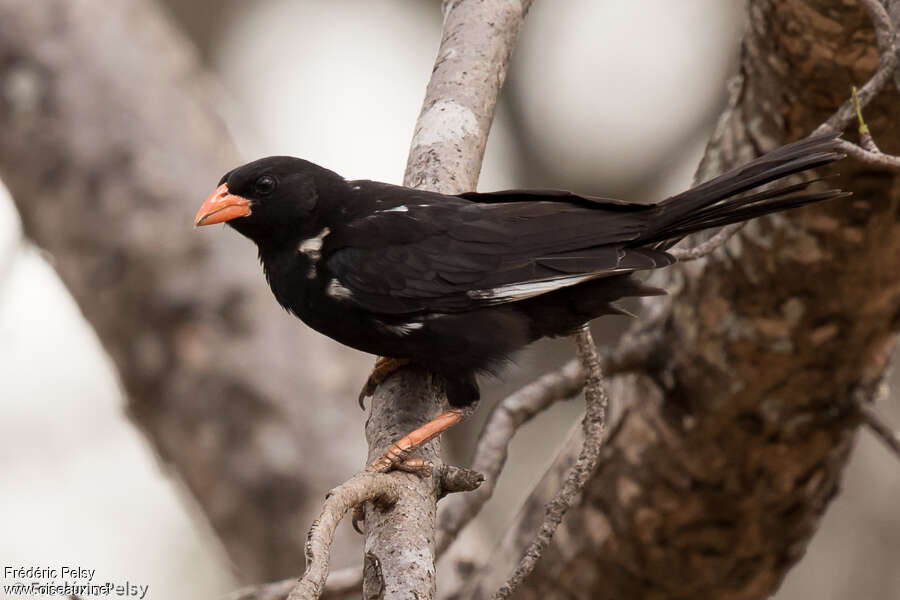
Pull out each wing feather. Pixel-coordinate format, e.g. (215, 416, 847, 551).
(323, 193, 666, 315)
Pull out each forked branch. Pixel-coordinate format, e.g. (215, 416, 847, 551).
(286, 473, 400, 600)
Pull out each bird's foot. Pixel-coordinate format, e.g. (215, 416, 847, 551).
(365, 408, 465, 473)
(358, 356, 411, 409)
(352, 455, 435, 534)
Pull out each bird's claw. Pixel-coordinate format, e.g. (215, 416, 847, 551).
(352, 505, 366, 534)
(358, 357, 411, 410)
(366, 456, 434, 476)
(364, 409, 464, 474)
(358, 380, 376, 410)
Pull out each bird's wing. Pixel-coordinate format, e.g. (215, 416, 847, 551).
(323, 196, 672, 316)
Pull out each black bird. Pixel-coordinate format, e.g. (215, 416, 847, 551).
(195, 133, 847, 472)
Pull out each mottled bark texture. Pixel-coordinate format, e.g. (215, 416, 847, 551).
(404, 0, 535, 193)
(362, 1, 533, 597)
(363, 369, 445, 599)
(0, 0, 370, 582)
(467, 2, 900, 599)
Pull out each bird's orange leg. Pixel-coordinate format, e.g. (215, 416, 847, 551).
(358, 356, 411, 409)
(366, 408, 465, 473)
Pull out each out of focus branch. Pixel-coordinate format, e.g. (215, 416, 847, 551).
(860, 403, 900, 459)
(0, 0, 366, 581)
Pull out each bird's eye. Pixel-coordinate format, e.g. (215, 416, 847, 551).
(255, 175, 277, 196)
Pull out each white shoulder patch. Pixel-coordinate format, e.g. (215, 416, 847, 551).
(298, 227, 331, 278)
(299, 227, 330, 254)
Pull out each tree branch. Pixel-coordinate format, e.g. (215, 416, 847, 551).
(360, 1, 534, 597)
(859, 403, 900, 459)
(224, 568, 360, 600)
(670, 223, 747, 261)
(487, 325, 611, 599)
(435, 326, 663, 556)
(286, 473, 401, 600)
(813, 0, 897, 135)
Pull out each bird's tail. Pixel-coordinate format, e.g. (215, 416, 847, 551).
(639, 133, 849, 248)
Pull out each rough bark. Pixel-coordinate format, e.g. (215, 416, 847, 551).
(0, 0, 368, 582)
(362, 1, 534, 597)
(467, 1, 900, 598)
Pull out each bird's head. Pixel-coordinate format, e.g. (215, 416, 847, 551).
(195, 156, 328, 243)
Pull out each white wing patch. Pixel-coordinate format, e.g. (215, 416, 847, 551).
(326, 278, 353, 300)
(467, 270, 629, 304)
(376, 320, 425, 336)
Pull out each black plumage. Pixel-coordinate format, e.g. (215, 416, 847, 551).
(195, 133, 847, 408)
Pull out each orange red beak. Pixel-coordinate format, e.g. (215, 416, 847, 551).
(194, 183, 252, 226)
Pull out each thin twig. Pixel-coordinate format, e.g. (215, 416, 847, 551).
(440, 464, 487, 496)
(224, 579, 295, 600)
(435, 360, 583, 556)
(283, 472, 400, 600)
(673, 0, 900, 262)
(889, 0, 900, 93)
(670, 222, 746, 261)
(830, 83, 900, 169)
(860, 403, 900, 459)
(836, 138, 900, 169)
(814, 0, 898, 135)
(490, 324, 610, 600)
(861, 0, 895, 56)
(224, 567, 362, 600)
(814, 2, 900, 170)
(435, 326, 663, 556)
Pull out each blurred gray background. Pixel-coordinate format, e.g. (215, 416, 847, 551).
(1, 1, 897, 598)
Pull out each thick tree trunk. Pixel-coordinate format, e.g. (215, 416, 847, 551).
(0, 0, 367, 582)
(466, 1, 900, 598)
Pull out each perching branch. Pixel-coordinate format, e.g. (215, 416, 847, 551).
(284, 473, 401, 600)
(359, 1, 535, 598)
(223, 465, 474, 600)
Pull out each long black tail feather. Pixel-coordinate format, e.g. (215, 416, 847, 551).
(639, 133, 847, 248)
